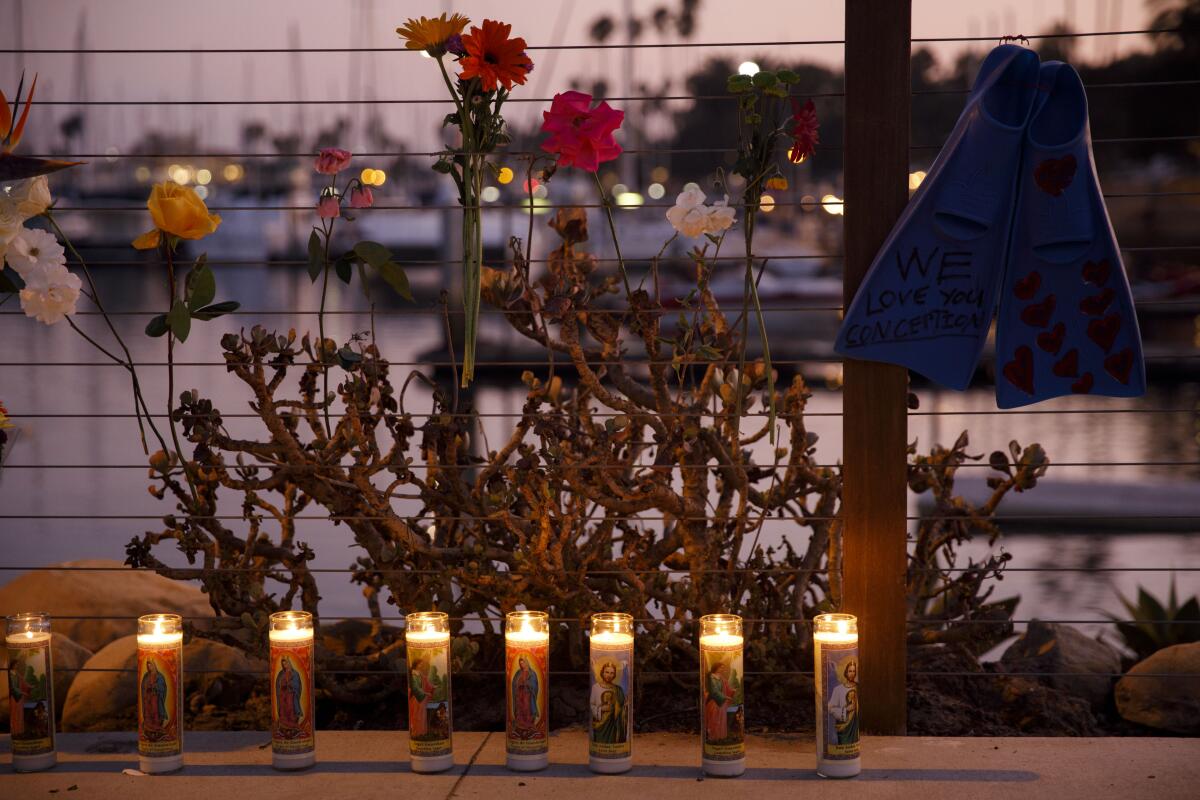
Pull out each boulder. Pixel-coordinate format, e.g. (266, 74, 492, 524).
(1000, 620, 1121, 709)
(0, 560, 214, 652)
(1115, 642, 1200, 734)
(0, 633, 92, 728)
(61, 634, 261, 732)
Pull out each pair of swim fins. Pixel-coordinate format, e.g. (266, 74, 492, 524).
(834, 44, 1145, 408)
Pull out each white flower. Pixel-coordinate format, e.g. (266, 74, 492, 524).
(6, 176, 52, 219)
(19, 262, 81, 325)
(666, 186, 711, 238)
(666, 186, 738, 238)
(5, 227, 66, 284)
(705, 196, 737, 234)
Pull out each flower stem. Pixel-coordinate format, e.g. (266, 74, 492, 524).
(164, 244, 201, 508)
(318, 208, 335, 438)
(592, 171, 633, 299)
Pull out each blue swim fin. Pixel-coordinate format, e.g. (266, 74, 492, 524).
(835, 45, 1041, 390)
(994, 62, 1146, 408)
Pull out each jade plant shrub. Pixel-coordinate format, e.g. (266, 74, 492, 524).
(125, 208, 1047, 702)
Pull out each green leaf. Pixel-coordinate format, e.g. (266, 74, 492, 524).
(307, 230, 323, 282)
(353, 240, 393, 268)
(186, 263, 216, 311)
(145, 314, 169, 337)
(751, 71, 778, 89)
(192, 300, 240, 321)
(776, 68, 800, 84)
(377, 261, 413, 302)
(334, 254, 353, 284)
(167, 300, 191, 342)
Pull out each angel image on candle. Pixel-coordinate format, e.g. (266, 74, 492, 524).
(826, 655, 859, 746)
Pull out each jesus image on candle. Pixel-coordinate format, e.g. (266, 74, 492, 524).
(276, 656, 303, 733)
(827, 656, 859, 746)
(141, 660, 168, 735)
(511, 655, 540, 734)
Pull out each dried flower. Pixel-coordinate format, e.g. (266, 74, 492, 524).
(132, 182, 222, 249)
(397, 13, 471, 57)
(459, 20, 532, 92)
(349, 186, 374, 209)
(19, 261, 80, 325)
(539, 91, 624, 173)
(5, 227, 65, 282)
(765, 176, 788, 191)
(317, 194, 341, 219)
(314, 147, 353, 175)
(788, 98, 819, 164)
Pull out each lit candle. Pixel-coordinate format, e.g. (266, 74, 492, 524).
(405, 611, 454, 773)
(813, 613, 860, 778)
(504, 610, 549, 771)
(268, 610, 316, 771)
(699, 613, 745, 777)
(136, 613, 184, 773)
(5, 612, 56, 772)
(588, 612, 634, 774)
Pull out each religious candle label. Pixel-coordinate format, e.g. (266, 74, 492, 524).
(505, 641, 548, 755)
(588, 639, 632, 761)
(701, 641, 744, 762)
(138, 640, 183, 758)
(6, 636, 54, 757)
(407, 638, 452, 758)
(816, 639, 860, 760)
(271, 638, 315, 755)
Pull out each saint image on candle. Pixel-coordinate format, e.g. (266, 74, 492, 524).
(510, 655, 541, 734)
(590, 660, 628, 745)
(827, 656, 859, 746)
(140, 660, 168, 735)
(275, 655, 304, 733)
(7, 645, 51, 746)
(703, 653, 743, 746)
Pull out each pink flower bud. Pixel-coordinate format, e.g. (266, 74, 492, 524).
(349, 186, 375, 209)
(314, 147, 353, 175)
(317, 195, 341, 219)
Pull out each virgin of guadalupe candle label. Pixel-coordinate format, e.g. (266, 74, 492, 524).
(816, 640, 860, 760)
(6, 637, 54, 757)
(271, 639, 315, 755)
(407, 638, 452, 757)
(138, 641, 183, 758)
(588, 640, 631, 761)
(701, 644, 744, 761)
(506, 643, 548, 755)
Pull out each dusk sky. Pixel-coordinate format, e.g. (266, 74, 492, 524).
(4, 0, 1159, 153)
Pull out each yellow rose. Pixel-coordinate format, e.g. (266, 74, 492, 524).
(132, 182, 221, 250)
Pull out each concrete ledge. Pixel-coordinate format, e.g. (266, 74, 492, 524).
(2, 731, 1197, 799)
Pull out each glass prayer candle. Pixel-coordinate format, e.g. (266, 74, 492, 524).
(5, 612, 56, 772)
(137, 613, 184, 773)
(699, 613, 745, 777)
(405, 611, 454, 773)
(504, 610, 549, 771)
(269, 610, 316, 770)
(813, 613, 860, 778)
(587, 612, 633, 774)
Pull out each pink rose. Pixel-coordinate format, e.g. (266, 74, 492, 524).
(349, 186, 374, 209)
(317, 195, 341, 219)
(314, 147, 353, 175)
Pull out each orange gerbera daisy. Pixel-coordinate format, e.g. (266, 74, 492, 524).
(396, 13, 470, 57)
(458, 19, 532, 92)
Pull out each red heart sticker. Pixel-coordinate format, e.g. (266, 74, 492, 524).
(1014, 271, 1042, 301)
(1020, 295, 1056, 329)
(1087, 313, 1121, 352)
(1080, 288, 1116, 316)
(1037, 322, 1066, 354)
(1034, 154, 1077, 197)
(1003, 345, 1035, 395)
(1071, 372, 1094, 394)
(1052, 348, 1079, 378)
(1082, 259, 1111, 286)
(1105, 348, 1134, 385)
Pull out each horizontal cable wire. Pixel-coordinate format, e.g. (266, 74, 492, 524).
(6, 460, 1198, 470)
(39, 668, 1200, 678)
(2, 514, 1197, 522)
(28, 613, 1200, 622)
(0, 28, 1178, 56)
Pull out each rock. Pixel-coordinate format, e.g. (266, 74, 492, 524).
(1115, 642, 1200, 733)
(0, 633, 92, 728)
(61, 635, 261, 732)
(0, 560, 214, 652)
(1000, 620, 1121, 709)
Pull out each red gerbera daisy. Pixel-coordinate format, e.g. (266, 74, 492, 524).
(458, 20, 532, 92)
(788, 98, 820, 164)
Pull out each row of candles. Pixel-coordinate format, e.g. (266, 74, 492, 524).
(5, 610, 860, 778)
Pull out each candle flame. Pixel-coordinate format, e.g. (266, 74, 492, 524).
(519, 617, 534, 636)
(836, 619, 849, 635)
(153, 619, 165, 637)
(24, 630, 33, 639)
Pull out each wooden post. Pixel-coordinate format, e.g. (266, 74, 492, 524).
(842, 0, 911, 735)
